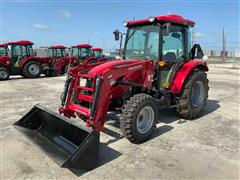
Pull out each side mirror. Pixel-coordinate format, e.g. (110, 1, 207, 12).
(162, 23, 171, 36)
(113, 29, 120, 41)
(190, 44, 204, 59)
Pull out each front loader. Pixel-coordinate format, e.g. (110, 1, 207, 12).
(15, 14, 209, 170)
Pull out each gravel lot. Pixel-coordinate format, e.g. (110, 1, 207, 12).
(0, 63, 239, 179)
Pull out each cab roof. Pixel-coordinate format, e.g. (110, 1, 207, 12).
(0, 43, 8, 47)
(49, 45, 66, 49)
(8, 40, 34, 45)
(74, 44, 92, 48)
(126, 14, 195, 27)
(92, 48, 103, 51)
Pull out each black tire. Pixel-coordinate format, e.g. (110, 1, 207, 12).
(23, 61, 42, 78)
(120, 93, 157, 144)
(0, 67, 10, 80)
(176, 70, 209, 119)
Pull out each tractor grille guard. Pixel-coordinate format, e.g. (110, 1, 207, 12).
(63, 72, 103, 128)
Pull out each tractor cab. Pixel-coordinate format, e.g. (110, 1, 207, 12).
(92, 48, 104, 58)
(8, 40, 34, 68)
(0, 44, 8, 57)
(71, 44, 93, 64)
(114, 15, 204, 89)
(47, 45, 67, 58)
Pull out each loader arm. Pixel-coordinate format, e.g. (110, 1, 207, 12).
(61, 60, 154, 132)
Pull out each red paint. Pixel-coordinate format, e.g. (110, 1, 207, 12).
(82, 57, 98, 65)
(0, 43, 8, 47)
(74, 44, 92, 48)
(171, 60, 208, 94)
(127, 14, 195, 27)
(8, 40, 34, 45)
(92, 48, 103, 51)
(49, 45, 66, 49)
(0, 56, 11, 68)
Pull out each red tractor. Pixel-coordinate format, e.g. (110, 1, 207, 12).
(70, 44, 100, 65)
(0, 40, 44, 80)
(41, 45, 74, 76)
(0, 43, 11, 80)
(92, 47, 107, 62)
(15, 14, 208, 170)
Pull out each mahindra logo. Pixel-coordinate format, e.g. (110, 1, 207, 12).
(128, 65, 142, 71)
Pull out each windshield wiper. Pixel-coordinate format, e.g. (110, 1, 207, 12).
(125, 30, 136, 45)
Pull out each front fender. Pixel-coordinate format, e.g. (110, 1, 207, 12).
(170, 60, 208, 94)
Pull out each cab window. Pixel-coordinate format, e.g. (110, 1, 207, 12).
(56, 49, 62, 57)
(162, 25, 184, 63)
(12, 45, 22, 57)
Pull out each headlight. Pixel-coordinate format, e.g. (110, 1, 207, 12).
(148, 16, 155, 22)
(123, 21, 128, 27)
(6, 60, 10, 65)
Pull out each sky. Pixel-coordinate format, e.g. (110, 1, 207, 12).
(0, 0, 239, 51)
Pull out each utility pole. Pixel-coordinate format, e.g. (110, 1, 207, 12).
(222, 28, 226, 61)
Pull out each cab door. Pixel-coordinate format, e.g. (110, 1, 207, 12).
(160, 25, 188, 89)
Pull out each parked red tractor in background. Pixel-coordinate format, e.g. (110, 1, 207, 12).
(92, 47, 107, 62)
(15, 14, 209, 170)
(70, 44, 100, 65)
(0, 40, 45, 80)
(41, 45, 76, 76)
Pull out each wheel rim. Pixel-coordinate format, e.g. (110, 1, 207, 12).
(28, 64, 40, 75)
(191, 81, 204, 107)
(136, 106, 155, 134)
(0, 70, 8, 79)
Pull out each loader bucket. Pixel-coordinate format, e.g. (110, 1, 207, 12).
(14, 104, 99, 170)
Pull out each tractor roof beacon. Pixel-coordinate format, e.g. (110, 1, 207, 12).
(15, 14, 209, 170)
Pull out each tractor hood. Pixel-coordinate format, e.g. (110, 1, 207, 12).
(88, 59, 140, 76)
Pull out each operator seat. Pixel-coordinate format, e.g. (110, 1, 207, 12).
(163, 52, 177, 63)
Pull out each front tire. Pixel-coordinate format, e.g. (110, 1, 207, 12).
(176, 70, 209, 119)
(23, 61, 42, 78)
(0, 67, 10, 80)
(120, 93, 157, 144)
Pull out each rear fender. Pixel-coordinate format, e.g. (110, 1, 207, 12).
(19, 57, 42, 69)
(170, 60, 208, 94)
(83, 57, 98, 65)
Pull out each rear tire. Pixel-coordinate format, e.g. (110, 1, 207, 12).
(176, 70, 209, 119)
(120, 93, 157, 144)
(23, 61, 42, 78)
(0, 67, 10, 80)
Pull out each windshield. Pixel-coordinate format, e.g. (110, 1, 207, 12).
(124, 25, 159, 61)
(27, 45, 34, 56)
(93, 50, 102, 58)
(48, 49, 65, 58)
(0, 47, 7, 56)
(80, 47, 91, 58)
(71, 47, 79, 57)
